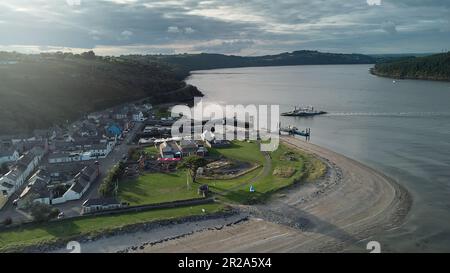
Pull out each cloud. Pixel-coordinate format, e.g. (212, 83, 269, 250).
(119, 30, 133, 40)
(168, 26, 196, 34)
(0, 0, 448, 55)
(121, 30, 133, 37)
(184, 27, 196, 34)
(167, 26, 181, 33)
(381, 21, 397, 34)
(194, 39, 255, 54)
(88, 30, 101, 41)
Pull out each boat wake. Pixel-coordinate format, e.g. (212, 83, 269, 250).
(325, 112, 450, 118)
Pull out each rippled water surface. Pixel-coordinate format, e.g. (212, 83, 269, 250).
(187, 64, 450, 252)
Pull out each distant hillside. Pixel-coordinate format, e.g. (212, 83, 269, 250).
(0, 51, 202, 135)
(371, 52, 450, 81)
(123, 50, 376, 77)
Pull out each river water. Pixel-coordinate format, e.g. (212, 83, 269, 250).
(187, 64, 450, 252)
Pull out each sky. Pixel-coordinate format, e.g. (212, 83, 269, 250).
(0, 0, 449, 56)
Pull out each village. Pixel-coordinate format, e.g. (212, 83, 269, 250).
(0, 98, 325, 253)
(0, 101, 176, 221)
(0, 99, 242, 225)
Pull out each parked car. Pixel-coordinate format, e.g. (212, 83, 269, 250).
(57, 212, 65, 219)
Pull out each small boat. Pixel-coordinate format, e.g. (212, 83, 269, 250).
(281, 106, 327, 117)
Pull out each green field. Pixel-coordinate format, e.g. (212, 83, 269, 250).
(0, 140, 325, 252)
(209, 141, 265, 164)
(144, 146, 159, 156)
(203, 141, 326, 204)
(121, 141, 267, 206)
(223, 144, 326, 204)
(0, 203, 224, 252)
(118, 171, 200, 206)
(132, 140, 322, 204)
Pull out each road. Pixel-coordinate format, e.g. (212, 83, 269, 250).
(0, 122, 143, 222)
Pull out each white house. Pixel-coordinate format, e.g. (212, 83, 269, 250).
(48, 140, 114, 164)
(0, 152, 41, 198)
(79, 141, 114, 161)
(17, 169, 52, 208)
(0, 170, 20, 197)
(143, 103, 153, 110)
(87, 113, 103, 122)
(133, 111, 146, 122)
(17, 163, 99, 206)
(48, 152, 81, 164)
(52, 164, 99, 204)
(51, 176, 89, 204)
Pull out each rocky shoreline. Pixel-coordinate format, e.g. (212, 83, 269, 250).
(16, 136, 413, 253)
(14, 209, 239, 253)
(132, 137, 412, 253)
(370, 67, 450, 82)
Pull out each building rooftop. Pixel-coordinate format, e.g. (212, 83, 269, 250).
(0, 145, 17, 157)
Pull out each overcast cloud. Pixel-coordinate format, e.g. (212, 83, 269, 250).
(0, 0, 449, 55)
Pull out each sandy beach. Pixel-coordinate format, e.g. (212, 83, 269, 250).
(52, 136, 411, 253)
(135, 136, 411, 253)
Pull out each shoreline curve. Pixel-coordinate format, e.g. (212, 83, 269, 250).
(135, 136, 412, 253)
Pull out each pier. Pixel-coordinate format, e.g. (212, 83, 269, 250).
(280, 126, 311, 141)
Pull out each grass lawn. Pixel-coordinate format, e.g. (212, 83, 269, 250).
(209, 141, 264, 164)
(119, 141, 265, 206)
(0, 141, 326, 252)
(199, 141, 264, 194)
(209, 142, 326, 204)
(118, 171, 200, 206)
(0, 203, 224, 252)
(122, 140, 325, 206)
(198, 167, 261, 192)
(144, 146, 159, 156)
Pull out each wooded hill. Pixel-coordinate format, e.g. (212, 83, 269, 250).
(0, 51, 201, 135)
(371, 52, 450, 81)
(123, 50, 376, 77)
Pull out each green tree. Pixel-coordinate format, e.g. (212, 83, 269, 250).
(81, 50, 96, 59)
(177, 156, 207, 184)
(99, 161, 126, 197)
(29, 202, 58, 222)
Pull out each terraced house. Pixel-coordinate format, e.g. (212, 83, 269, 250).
(0, 148, 44, 199)
(0, 146, 19, 165)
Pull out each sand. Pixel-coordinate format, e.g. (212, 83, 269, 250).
(51, 136, 411, 253)
(135, 136, 411, 253)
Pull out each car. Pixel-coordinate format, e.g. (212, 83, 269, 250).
(57, 212, 65, 219)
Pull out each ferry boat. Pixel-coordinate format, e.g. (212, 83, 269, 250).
(281, 106, 327, 117)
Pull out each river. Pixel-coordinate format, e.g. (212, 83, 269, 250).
(187, 64, 450, 252)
